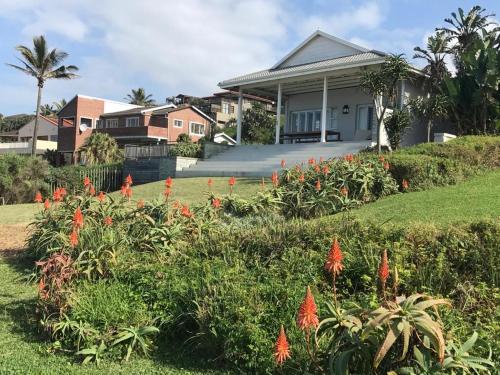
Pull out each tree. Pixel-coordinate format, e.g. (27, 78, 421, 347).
(79, 133, 122, 165)
(7, 35, 78, 156)
(126, 88, 155, 106)
(39, 104, 55, 116)
(360, 54, 411, 152)
(241, 103, 275, 144)
(408, 95, 448, 142)
(53, 98, 67, 112)
(384, 109, 411, 150)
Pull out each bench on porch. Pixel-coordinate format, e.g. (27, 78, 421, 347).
(281, 130, 341, 143)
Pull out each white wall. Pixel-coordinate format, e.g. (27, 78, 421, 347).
(18, 117, 58, 141)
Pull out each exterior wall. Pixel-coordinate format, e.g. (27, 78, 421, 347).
(18, 117, 58, 142)
(286, 87, 373, 141)
(167, 107, 211, 142)
(0, 140, 57, 155)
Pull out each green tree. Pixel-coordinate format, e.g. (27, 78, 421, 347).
(79, 133, 122, 165)
(360, 54, 411, 152)
(53, 98, 67, 112)
(126, 88, 155, 106)
(39, 104, 55, 116)
(7, 35, 78, 156)
(384, 109, 411, 149)
(241, 103, 275, 144)
(408, 95, 448, 142)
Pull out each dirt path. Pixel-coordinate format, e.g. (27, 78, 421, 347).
(0, 223, 28, 253)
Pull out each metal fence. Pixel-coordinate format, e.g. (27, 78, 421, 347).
(124, 144, 174, 160)
(48, 164, 123, 194)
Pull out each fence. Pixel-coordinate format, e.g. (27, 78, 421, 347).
(124, 144, 174, 160)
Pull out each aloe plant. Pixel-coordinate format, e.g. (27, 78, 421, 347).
(111, 326, 159, 361)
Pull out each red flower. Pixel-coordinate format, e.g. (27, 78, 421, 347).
(53, 188, 62, 202)
(181, 204, 193, 218)
(308, 157, 316, 165)
(137, 199, 145, 209)
(97, 191, 106, 202)
(297, 286, 319, 330)
(228, 176, 236, 186)
(315, 179, 321, 191)
(104, 216, 113, 226)
(378, 249, 390, 284)
(69, 230, 78, 248)
(125, 186, 132, 200)
(344, 154, 354, 162)
(298, 173, 305, 183)
(314, 165, 320, 173)
(325, 238, 343, 276)
(383, 161, 390, 171)
(322, 165, 330, 175)
(165, 176, 173, 188)
(34, 191, 43, 203)
(207, 178, 213, 188)
(212, 198, 221, 209)
(271, 171, 279, 187)
(274, 325, 291, 365)
(340, 186, 348, 197)
(89, 184, 96, 196)
(83, 176, 91, 188)
(402, 179, 409, 190)
(164, 187, 172, 199)
(125, 174, 133, 186)
(60, 187, 67, 198)
(43, 199, 50, 210)
(73, 207, 84, 229)
(281, 159, 286, 168)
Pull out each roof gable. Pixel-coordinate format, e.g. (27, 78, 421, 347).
(272, 30, 369, 69)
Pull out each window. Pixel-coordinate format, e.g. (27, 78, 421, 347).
(189, 122, 205, 136)
(96, 119, 103, 129)
(222, 102, 230, 114)
(328, 108, 338, 130)
(126, 117, 140, 128)
(80, 117, 93, 130)
(289, 110, 321, 133)
(173, 119, 183, 128)
(106, 119, 118, 128)
(356, 105, 374, 131)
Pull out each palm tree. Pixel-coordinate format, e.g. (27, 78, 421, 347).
(126, 88, 155, 106)
(79, 133, 122, 165)
(7, 36, 78, 156)
(413, 32, 451, 92)
(39, 104, 55, 116)
(53, 98, 67, 112)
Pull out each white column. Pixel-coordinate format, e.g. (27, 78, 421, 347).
(236, 88, 243, 145)
(320, 76, 328, 143)
(275, 83, 282, 144)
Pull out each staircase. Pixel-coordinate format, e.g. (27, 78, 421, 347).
(177, 141, 370, 177)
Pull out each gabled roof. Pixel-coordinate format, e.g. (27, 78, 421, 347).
(271, 30, 370, 70)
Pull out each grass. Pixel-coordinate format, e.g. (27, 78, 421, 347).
(350, 169, 500, 226)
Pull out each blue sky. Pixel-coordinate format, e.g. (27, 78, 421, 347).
(0, 0, 498, 115)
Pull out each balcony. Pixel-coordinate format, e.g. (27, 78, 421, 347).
(96, 125, 168, 141)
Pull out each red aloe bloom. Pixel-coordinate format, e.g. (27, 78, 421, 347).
(297, 286, 319, 330)
(125, 174, 133, 186)
(69, 230, 78, 248)
(53, 188, 62, 202)
(315, 179, 321, 191)
(212, 198, 221, 209)
(165, 176, 173, 188)
(402, 179, 409, 190)
(125, 186, 132, 200)
(322, 165, 330, 175)
(325, 238, 344, 276)
(43, 199, 50, 210)
(181, 204, 193, 218)
(344, 154, 354, 162)
(60, 187, 67, 198)
(164, 187, 172, 199)
(137, 199, 145, 209)
(207, 178, 213, 188)
(228, 176, 236, 186)
(281, 159, 286, 168)
(378, 249, 390, 284)
(308, 157, 316, 165)
(383, 161, 390, 171)
(274, 325, 291, 365)
(340, 186, 348, 197)
(271, 171, 279, 187)
(83, 176, 91, 188)
(298, 173, 305, 183)
(314, 165, 320, 173)
(97, 191, 106, 202)
(104, 216, 113, 226)
(34, 191, 43, 203)
(120, 184, 127, 196)
(73, 207, 84, 229)
(89, 184, 96, 196)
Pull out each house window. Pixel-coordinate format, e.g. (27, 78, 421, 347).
(96, 119, 103, 129)
(106, 119, 118, 128)
(328, 108, 338, 130)
(356, 105, 374, 131)
(289, 110, 321, 133)
(80, 117, 93, 130)
(222, 102, 229, 114)
(126, 117, 140, 128)
(189, 122, 205, 136)
(173, 119, 183, 128)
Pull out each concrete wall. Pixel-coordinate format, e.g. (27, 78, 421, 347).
(0, 140, 57, 154)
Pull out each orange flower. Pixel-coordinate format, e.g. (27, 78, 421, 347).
(34, 191, 43, 203)
(298, 173, 305, 183)
(53, 188, 62, 202)
(271, 171, 279, 187)
(274, 325, 291, 365)
(228, 176, 236, 186)
(43, 199, 50, 210)
(73, 207, 84, 229)
(383, 161, 390, 171)
(314, 165, 320, 173)
(137, 199, 145, 209)
(297, 286, 319, 330)
(402, 179, 409, 190)
(315, 179, 321, 191)
(104, 216, 113, 226)
(281, 159, 286, 168)
(125, 174, 133, 186)
(212, 198, 221, 209)
(83, 176, 91, 188)
(378, 249, 390, 284)
(207, 178, 213, 188)
(125, 186, 132, 200)
(322, 165, 330, 175)
(164, 187, 172, 199)
(89, 184, 96, 196)
(165, 176, 173, 188)
(344, 154, 354, 162)
(69, 230, 78, 248)
(181, 204, 193, 218)
(60, 187, 67, 198)
(308, 157, 315, 165)
(340, 186, 348, 197)
(97, 191, 106, 202)
(325, 238, 343, 276)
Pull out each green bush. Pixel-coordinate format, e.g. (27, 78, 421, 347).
(169, 142, 201, 158)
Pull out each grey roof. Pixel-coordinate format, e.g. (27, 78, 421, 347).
(219, 51, 386, 88)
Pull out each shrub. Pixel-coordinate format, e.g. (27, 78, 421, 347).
(169, 142, 201, 158)
(385, 108, 411, 149)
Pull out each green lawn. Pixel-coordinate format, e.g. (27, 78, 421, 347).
(349, 169, 500, 226)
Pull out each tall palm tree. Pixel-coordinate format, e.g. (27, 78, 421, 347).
(53, 98, 67, 112)
(126, 88, 155, 106)
(413, 32, 451, 92)
(7, 36, 78, 156)
(39, 104, 56, 116)
(79, 133, 122, 165)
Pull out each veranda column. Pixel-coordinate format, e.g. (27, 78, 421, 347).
(236, 88, 243, 145)
(320, 76, 328, 143)
(275, 82, 282, 144)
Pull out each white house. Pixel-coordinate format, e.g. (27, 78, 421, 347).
(219, 30, 427, 146)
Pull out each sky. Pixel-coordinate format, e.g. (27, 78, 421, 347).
(0, 0, 498, 115)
